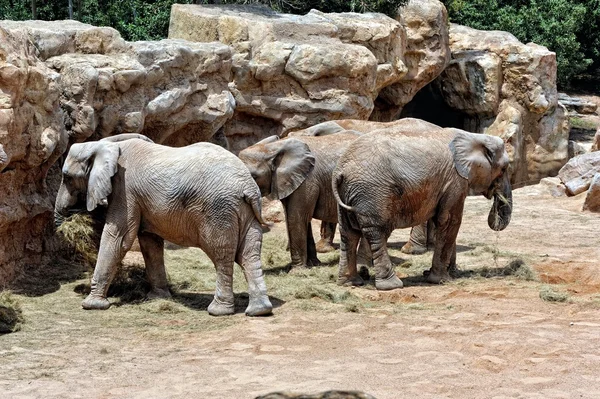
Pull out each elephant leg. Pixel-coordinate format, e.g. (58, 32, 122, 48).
(363, 226, 403, 291)
(427, 205, 463, 284)
(207, 254, 236, 316)
(284, 202, 316, 269)
(337, 210, 363, 287)
(401, 222, 429, 255)
(306, 222, 321, 266)
(83, 216, 139, 310)
(138, 231, 171, 300)
(316, 221, 336, 253)
(448, 242, 459, 277)
(236, 220, 273, 317)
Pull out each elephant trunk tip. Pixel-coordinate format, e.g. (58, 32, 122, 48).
(488, 192, 512, 231)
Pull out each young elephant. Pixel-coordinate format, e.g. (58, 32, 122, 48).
(333, 118, 512, 289)
(238, 132, 361, 270)
(54, 135, 273, 316)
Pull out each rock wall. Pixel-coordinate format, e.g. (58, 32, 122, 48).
(0, 20, 234, 285)
(0, 0, 569, 284)
(168, 1, 450, 152)
(0, 25, 67, 283)
(429, 24, 569, 184)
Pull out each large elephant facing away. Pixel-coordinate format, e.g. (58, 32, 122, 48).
(54, 134, 273, 316)
(333, 118, 512, 289)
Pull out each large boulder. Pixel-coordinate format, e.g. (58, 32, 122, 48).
(169, 1, 450, 152)
(0, 25, 67, 283)
(0, 20, 234, 285)
(431, 24, 569, 185)
(583, 173, 600, 212)
(558, 152, 600, 196)
(0, 20, 234, 147)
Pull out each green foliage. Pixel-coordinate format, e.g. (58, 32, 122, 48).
(443, 0, 600, 88)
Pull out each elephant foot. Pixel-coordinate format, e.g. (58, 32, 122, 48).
(337, 274, 365, 287)
(245, 295, 273, 317)
(82, 295, 111, 310)
(146, 287, 172, 301)
(375, 273, 404, 291)
(307, 257, 322, 267)
(425, 269, 451, 284)
(208, 298, 235, 316)
(400, 241, 428, 255)
(315, 240, 336, 253)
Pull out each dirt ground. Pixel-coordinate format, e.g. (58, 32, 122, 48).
(1, 183, 599, 399)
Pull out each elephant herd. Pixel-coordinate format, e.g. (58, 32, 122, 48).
(54, 118, 513, 316)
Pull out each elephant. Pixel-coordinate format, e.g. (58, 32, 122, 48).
(54, 134, 273, 316)
(238, 131, 362, 270)
(333, 118, 512, 289)
(291, 119, 436, 257)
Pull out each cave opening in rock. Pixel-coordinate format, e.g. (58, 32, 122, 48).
(398, 82, 475, 132)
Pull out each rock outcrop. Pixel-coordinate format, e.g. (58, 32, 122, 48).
(168, 1, 450, 152)
(583, 173, 600, 212)
(0, 20, 234, 284)
(0, 25, 67, 283)
(429, 24, 569, 185)
(558, 152, 600, 196)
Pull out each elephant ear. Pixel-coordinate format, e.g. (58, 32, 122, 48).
(450, 131, 503, 192)
(270, 139, 315, 200)
(86, 142, 120, 211)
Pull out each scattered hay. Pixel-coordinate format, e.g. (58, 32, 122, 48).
(539, 286, 570, 303)
(56, 213, 98, 266)
(474, 259, 537, 281)
(0, 291, 24, 334)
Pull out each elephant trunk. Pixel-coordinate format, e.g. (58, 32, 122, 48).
(488, 173, 512, 231)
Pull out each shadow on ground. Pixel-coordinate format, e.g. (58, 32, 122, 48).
(73, 265, 285, 315)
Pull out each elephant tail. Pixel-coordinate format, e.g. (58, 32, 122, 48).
(244, 188, 267, 226)
(332, 171, 356, 212)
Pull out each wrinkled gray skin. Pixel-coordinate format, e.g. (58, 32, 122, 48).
(333, 119, 512, 289)
(238, 132, 361, 269)
(54, 134, 272, 316)
(296, 120, 434, 257)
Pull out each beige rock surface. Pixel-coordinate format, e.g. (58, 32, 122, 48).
(436, 24, 568, 185)
(558, 152, 600, 196)
(169, 1, 450, 151)
(0, 25, 67, 283)
(582, 173, 600, 212)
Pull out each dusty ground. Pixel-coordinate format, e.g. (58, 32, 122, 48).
(1, 184, 599, 399)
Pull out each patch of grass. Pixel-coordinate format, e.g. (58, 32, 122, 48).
(478, 259, 537, 281)
(539, 286, 570, 303)
(569, 116, 598, 131)
(0, 291, 24, 334)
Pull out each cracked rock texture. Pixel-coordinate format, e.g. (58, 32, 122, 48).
(433, 24, 569, 184)
(168, 1, 450, 152)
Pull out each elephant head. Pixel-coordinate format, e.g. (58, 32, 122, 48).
(54, 141, 120, 226)
(238, 136, 315, 200)
(450, 131, 512, 231)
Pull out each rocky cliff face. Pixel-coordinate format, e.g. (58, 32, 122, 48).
(168, 2, 450, 152)
(431, 24, 569, 184)
(0, 0, 569, 284)
(0, 25, 67, 283)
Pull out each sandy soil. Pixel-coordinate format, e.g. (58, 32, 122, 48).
(1, 184, 599, 399)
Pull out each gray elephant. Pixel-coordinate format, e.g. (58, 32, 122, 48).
(238, 131, 361, 270)
(54, 134, 273, 316)
(292, 120, 436, 257)
(333, 118, 512, 289)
